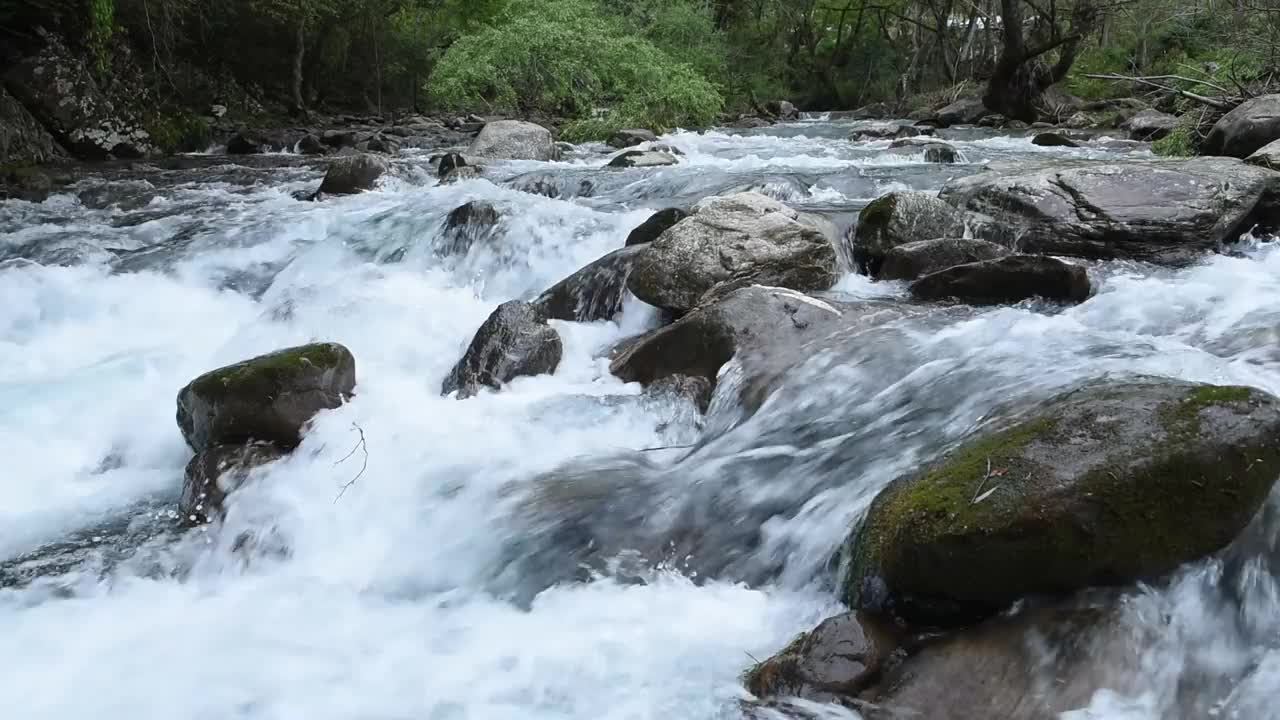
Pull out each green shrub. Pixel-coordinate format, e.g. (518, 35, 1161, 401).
(147, 109, 213, 154)
(1152, 121, 1194, 157)
(427, 0, 723, 139)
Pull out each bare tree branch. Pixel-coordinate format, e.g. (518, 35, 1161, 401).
(334, 422, 369, 502)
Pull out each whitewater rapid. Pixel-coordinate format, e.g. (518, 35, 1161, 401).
(3, 120, 1280, 719)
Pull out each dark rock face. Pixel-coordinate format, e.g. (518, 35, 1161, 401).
(1126, 109, 1178, 141)
(744, 612, 899, 702)
(843, 380, 1280, 626)
(910, 255, 1091, 305)
(851, 192, 972, 275)
(1031, 132, 1080, 148)
(628, 193, 839, 314)
(766, 100, 800, 120)
(625, 208, 690, 247)
(938, 157, 1280, 264)
(316, 153, 389, 196)
(0, 86, 65, 165)
(176, 343, 356, 452)
(879, 238, 1011, 281)
(226, 130, 295, 155)
(297, 134, 327, 155)
(887, 138, 960, 163)
(607, 149, 679, 168)
(610, 285, 843, 393)
(935, 97, 990, 127)
(442, 301, 563, 398)
(180, 442, 287, 526)
(608, 129, 658, 149)
(1204, 94, 1280, 158)
(4, 31, 154, 159)
(534, 246, 644, 323)
(440, 166, 482, 184)
(468, 120, 558, 161)
(440, 201, 501, 256)
(437, 152, 467, 179)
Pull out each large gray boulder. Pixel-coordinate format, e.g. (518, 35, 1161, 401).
(534, 246, 644, 323)
(879, 238, 1010, 281)
(316, 153, 388, 196)
(180, 442, 287, 526)
(177, 343, 356, 452)
(1203, 94, 1280, 158)
(850, 192, 971, 275)
(910, 255, 1091, 305)
(1125, 108, 1178, 141)
(628, 193, 838, 314)
(443, 301, 563, 398)
(938, 158, 1280, 264)
(4, 31, 154, 159)
(625, 208, 690, 247)
(468, 120, 558, 161)
(0, 86, 65, 165)
(843, 379, 1280, 626)
(934, 97, 990, 127)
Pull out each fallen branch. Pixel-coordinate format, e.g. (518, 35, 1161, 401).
(1082, 73, 1233, 110)
(334, 422, 369, 502)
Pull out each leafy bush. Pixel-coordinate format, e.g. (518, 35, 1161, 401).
(428, 0, 723, 138)
(146, 108, 213, 153)
(1152, 116, 1195, 157)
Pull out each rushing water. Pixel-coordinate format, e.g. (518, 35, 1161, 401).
(2, 119, 1280, 719)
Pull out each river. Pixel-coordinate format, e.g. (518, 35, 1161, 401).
(2, 118, 1280, 719)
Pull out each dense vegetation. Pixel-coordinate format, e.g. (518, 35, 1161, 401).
(4, 0, 1280, 138)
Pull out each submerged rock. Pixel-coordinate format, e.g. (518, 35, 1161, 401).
(608, 129, 658, 148)
(850, 192, 972, 275)
(938, 157, 1280, 264)
(316, 153, 388, 196)
(910, 255, 1091, 305)
(535, 246, 643, 323)
(468, 120, 558, 161)
(607, 149, 679, 168)
(879, 238, 1010, 281)
(180, 442, 287, 526)
(843, 380, 1280, 625)
(440, 201, 501, 256)
(436, 152, 468, 179)
(1031, 132, 1080, 148)
(443, 301, 563, 398)
(625, 208, 690, 247)
(176, 343, 356, 452)
(888, 138, 960, 163)
(628, 192, 838, 314)
(1204, 94, 1280, 158)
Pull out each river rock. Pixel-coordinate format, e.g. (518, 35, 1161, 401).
(316, 153, 389, 196)
(767, 100, 800, 120)
(935, 97, 990, 127)
(1126, 109, 1178, 141)
(439, 201, 500, 256)
(879, 238, 1011, 281)
(0, 86, 65, 165)
(938, 157, 1280, 264)
(910, 255, 1091, 305)
(608, 149, 679, 168)
(1031, 132, 1079, 148)
(610, 285, 843, 393)
(177, 343, 357, 452)
(442, 301, 563, 398)
(534, 246, 643, 322)
(628, 193, 838, 314)
(608, 129, 658, 148)
(1203, 93, 1280, 158)
(744, 612, 899, 703)
(843, 379, 1280, 625)
(468, 120, 558, 161)
(180, 442, 287, 526)
(1244, 138, 1280, 170)
(226, 130, 295, 155)
(296, 133, 327, 155)
(851, 192, 971, 275)
(4, 31, 154, 159)
(850, 123, 932, 141)
(437, 152, 468, 179)
(892, 140, 959, 163)
(625, 208, 690, 247)
(441, 165, 482, 184)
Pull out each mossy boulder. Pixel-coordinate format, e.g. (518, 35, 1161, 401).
(843, 379, 1280, 626)
(179, 442, 287, 526)
(850, 192, 971, 276)
(176, 343, 356, 452)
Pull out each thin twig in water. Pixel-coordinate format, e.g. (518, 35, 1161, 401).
(334, 422, 368, 502)
(972, 457, 992, 504)
(744, 651, 762, 665)
(639, 444, 696, 453)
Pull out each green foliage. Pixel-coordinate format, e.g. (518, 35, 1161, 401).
(428, 0, 723, 138)
(145, 108, 212, 153)
(1151, 121, 1193, 157)
(87, 0, 114, 74)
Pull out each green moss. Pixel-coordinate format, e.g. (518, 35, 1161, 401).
(190, 343, 346, 401)
(1159, 384, 1253, 436)
(859, 194, 898, 229)
(146, 109, 213, 154)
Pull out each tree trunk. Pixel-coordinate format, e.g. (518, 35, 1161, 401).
(290, 18, 306, 116)
(984, 0, 1097, 122)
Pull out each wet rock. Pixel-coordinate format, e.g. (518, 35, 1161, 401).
(610, 285, 843, 393)
(180, 442, 287, 526)
(608, 149, 679, 168)
(850, 192, 971, 275)
(879, 238, 1011, 281)
(436, 152, 467, 179)
(608, 129, 658, 148)
(358, 133, 400, 154)
(534, 246, 644, 322)
(744, 612, 899, 702)
(888, 138, 959, 163)
(321, 129, 357, 148)
(0, 86, 65, 165)
(850, 123, 933, 141)
(297, 133, 326, 155)
(938, 157, 1280, 263)
(849, 102, 894, 120)
(440, 201, 501, 256)
(642, 374, 714, 414)
(910, 255, 1091, 305)
(934, 97, 990, 127)
(176, 343, 356, 452)
(468, 120, 558, 161)
(442, 301, 563, 398)
(506, 172, 563, 198)
(843, 379, 1280, 625)
(0, 165, 63, 202)
(4, 31, 154, 159)
(316, 153, 389, 196)
(226, 130, 294, 155)
(1244, 138, 1280, 170)
(730, 116, 772, 129)
(1125, 109, 1178, 141)
(1031, 131, 1080, 148)
(767, 100, 800, 121)
(625, 208, 690, 247)
(1204, 93, 1280, 158)
(440, 165, 482, 184)
(628, 192, 839, 314)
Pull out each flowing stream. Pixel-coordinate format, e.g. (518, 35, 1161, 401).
(3, 119, 1280, 719)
